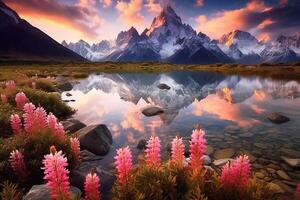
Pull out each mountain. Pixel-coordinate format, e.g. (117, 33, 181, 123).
(0, 1, 84, 61)
(63, 6, 231, 64)
(218, 30, 264, 64)
(62, 39, 113, 61)
(60, 4, 299, 64)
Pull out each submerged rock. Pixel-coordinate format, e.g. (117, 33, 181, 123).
(157, 83, 171, 90)
(267, 182, 285, 194)
(213, 148, 235, 159)
(267, 113, 290, 124)
(277, 170, 291, 180)
(213, 158, 234, 166)
(23, 184, 81, 200)
(75, 124, 112, 155)
(142, 106, 164, 117)
(61, 119, 86, 133)
(281, 156, 300, 168)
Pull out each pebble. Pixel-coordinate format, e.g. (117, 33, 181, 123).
(213, 148, 235, 159)
(277, 170, 291, 180)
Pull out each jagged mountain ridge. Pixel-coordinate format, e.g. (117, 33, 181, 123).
(0, 1, 84, 61)
(62, 5, 300, 64)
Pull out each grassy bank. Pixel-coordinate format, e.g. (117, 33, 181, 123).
(0, 61, 300, 82)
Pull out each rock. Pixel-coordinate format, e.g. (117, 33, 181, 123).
(203, 155, 211, 165)
(137, 139, 147, 150)
(57, 82, 73, 91)
(267, 167, 276, 174)
(267, 182, 285, 194)
(277, 170, 291, 180)
(213, 148, 235, 159)
(267, 113, 290, 124)
(75, 124, 112, 156)
(80, 150, 103, 162)
(23, 184, 81, 200)
(66, 92, 72, 97)
(281, 156, 300, 168)
(157, 83, 171, 90)
(70, 162, 115, 200)
(142, 106, 164, 117)
(254, 143, 268, 149)
(206, 145, 214, 155)
(61, 119, 86, 133)
(213, 158, 234, 166)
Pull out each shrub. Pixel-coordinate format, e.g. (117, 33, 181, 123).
(0, 181, 22, 200)
(35, 79, 56, 92)
(22, 88, 74, 119)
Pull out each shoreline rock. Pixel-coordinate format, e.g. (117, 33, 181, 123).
(75, 124, 113, 156)
(267, 113, 290, 124)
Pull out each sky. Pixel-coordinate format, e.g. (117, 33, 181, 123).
(3, 0, 300, 44)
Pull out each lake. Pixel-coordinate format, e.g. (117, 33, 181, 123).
(62, 71, 300, 194)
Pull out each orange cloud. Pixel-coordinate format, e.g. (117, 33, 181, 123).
(116, 0, 145, 29)
(257, 18, 274, 29)
(4, 0, 104, 42)
(145, 0, 162, 13)
(196, 0, 204, 7)
(195, 0, 270, 39)
(278, 0, 288, 6)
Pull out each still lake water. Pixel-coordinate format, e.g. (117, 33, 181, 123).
(62, 71, 300, 193)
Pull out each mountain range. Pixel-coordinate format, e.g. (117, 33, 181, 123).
(0, 1, 84, 61)
(63, 6, 300, 64)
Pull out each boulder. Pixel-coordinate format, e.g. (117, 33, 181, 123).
(142, 106, 164, 117)
(23, 184, 81, 200)
(137, 139, 147, 150)
(61, 119, 86, 133)
(75, 125, 113, 156)
(70, 162, 115, 200)
(267, 113, 290, 124)
(281, 156, 300, 168)
(157, 83, 171, 90)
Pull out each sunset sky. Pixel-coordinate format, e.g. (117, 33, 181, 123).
(3, 0, 300, 43)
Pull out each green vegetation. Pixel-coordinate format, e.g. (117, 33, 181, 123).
(0, 61, 299, 82)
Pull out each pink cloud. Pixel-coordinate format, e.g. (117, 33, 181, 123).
(145, 0, 162, 13)
(196, 0, 204, 7)
(116, 0, 145, 28)
(100, 0, 112, 7)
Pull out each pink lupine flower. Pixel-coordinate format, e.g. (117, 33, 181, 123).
(84, 170, 100, 200)
(23, 104, 47, 134)
(42, 146, 71, 200)
(70, 137, 80, 161)
(171, 136, 185, 169)
(1, 94, 7, 103)
(5, 80, 16, 90)
(10, 114, 22, 134)
(47, 113, 66, 140)
(114, 146, 133, 186)
(296, 183, 300, 200)
(15, 92, 28, 110)
(23, 103, 36, 133)
(9, 150, 26, 177)
(220, 155, 250, 192)
(145, 136, 161, 169)
(189, 128, 206, 170)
